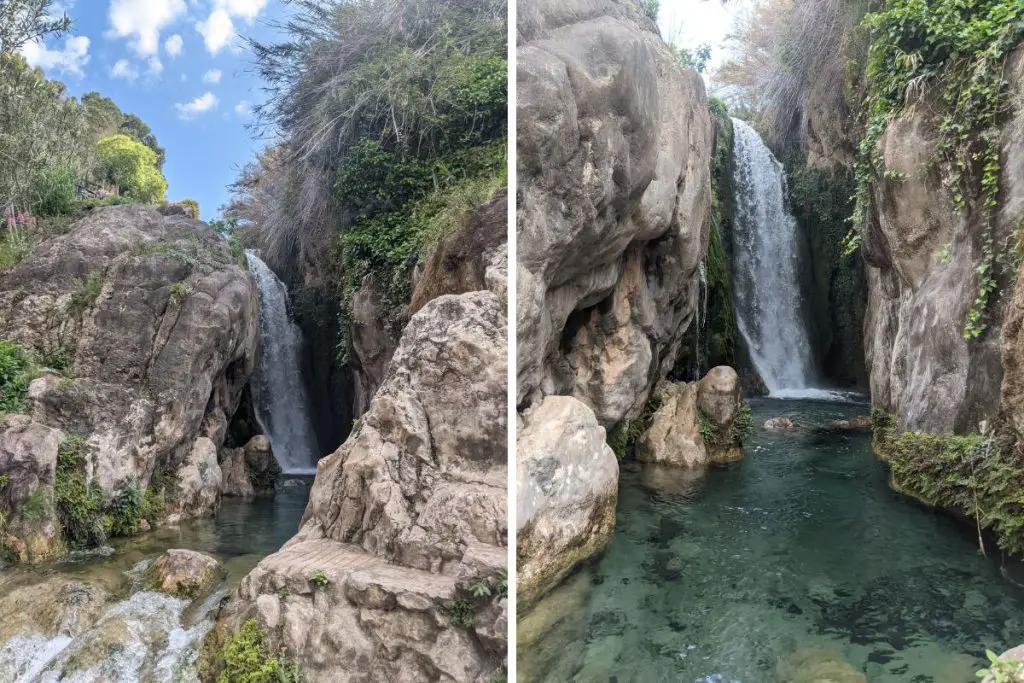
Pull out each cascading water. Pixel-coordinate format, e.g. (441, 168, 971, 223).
(730, 117, 817, 396)
(245, 251, 320, 474)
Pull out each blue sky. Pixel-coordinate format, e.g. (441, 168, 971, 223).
(20, 0, 289, 220)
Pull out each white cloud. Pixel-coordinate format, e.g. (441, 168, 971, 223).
(108, 0, 187, 56)
(202, 69, 222, 84)
(196, 0, 268, 54)
(234, 100, 252, 118)
(111, 58, 139, 81)
(147, 55, 164, 76)
(20, 35, 90, 76)
(196, 8, 234, 54)
(164, 34, 183, 57)
(175, 91, 219, 120)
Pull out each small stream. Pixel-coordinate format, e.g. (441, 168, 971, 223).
(520, 399, 1024, 682)
(0, 480, 312, 682)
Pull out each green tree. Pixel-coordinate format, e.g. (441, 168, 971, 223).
(96, 134, 167, 203)
(119, 114, 166, 170)
(0, 0, 71, 55)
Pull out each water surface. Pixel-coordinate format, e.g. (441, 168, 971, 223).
(520, 399, 1024, 682)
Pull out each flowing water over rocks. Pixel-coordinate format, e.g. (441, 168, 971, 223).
(245, 251, 321, 474)
(731, 119, 817, 393)
(519, 399, 1024, 682)
(0, 481, 311, 682)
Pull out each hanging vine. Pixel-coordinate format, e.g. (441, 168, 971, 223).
(846, 0, 1024, 338)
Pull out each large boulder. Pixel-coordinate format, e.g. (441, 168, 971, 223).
(637, 382, 706, 467)
(516, 0, 714, 424)
(220, 435, 279, 498)
(0, 204, 260, 556)
(206, 290, 507, 682)
(517, 395, 618, 608)
(0, 415, 64, 561)
(147, 549, 222, 598)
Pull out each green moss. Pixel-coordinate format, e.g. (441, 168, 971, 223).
(673, 100, 743, 380)
(607, 394, 663, 460)
(785, 153, 865, 387)
(874, 412, 1024, 554)
(214, 619, 301, 683)
(0, 339, 38, 414)
(21, 488, 51, 525)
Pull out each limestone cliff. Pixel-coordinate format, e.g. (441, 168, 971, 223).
(516, 0, 714, 607)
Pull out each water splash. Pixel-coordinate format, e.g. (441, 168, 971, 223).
(730, 118, 817, 393)
(246, 251, 320, 474)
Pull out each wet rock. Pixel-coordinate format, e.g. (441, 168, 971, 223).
(518, 395, 617, 608)
(764, 417, 798, 430)
(0, 577, 108, 641)
(0, 415, 65, 561)
(830, 415, 872, 430)
(775, 649, 866, 683)
(147, 549, 222, 598)
(220, 434, 279, 498)
(637, 382, 706, 468)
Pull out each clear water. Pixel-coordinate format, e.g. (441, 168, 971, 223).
(731, 119, 817, 393)
(0, 480, 311, 682)
(519, 399, 1024, 683)
(246, 250, 321, 474)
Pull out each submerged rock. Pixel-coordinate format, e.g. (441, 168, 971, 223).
(147, 549, 222, 598)
(0, 577, 108, 642)
(830, 415, 872, 430)
(0, 204, 260, 558)
(775, 649, 866, 683)
(765, 417, 798, 430)
(518, 395, 618, 608)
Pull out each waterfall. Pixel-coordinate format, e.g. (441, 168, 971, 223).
(245, 251, 319, 474)
(730, 118, 817, 395)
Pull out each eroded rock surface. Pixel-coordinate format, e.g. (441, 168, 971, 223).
(209, 290, 508, 681)
(517, 395, 617, 608)
(147, 549, 222, 598)
(515, 0, 713, 614)
(0, 204, 260, 556)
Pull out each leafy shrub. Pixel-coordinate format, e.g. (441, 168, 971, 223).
(448, 599, 476, 628)
(607, 393, 663, 460)
(0, 227, 36, 270)
(36, 345, 71, 372)
(0, 338, 37, 413)
(21, 487, 51, 524)
(217, 619, 302, 683)
(104, 484, 142, 537)
(54, 435, 106, 549)
(179, 199, 199, 218)
(308, 570, 329, 589)
(30, 164, 78, 216)
(169, 281, 193, 305)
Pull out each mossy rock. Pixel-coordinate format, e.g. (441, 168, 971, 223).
(775, 649, 866, 683)
(146, 549, 222, 598)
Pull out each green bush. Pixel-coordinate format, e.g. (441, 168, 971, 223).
(30, 164, 78, 216)
(97, 134, 167, 204)
(67, 275, 102, 319)
(21, 488, 51, 525)
(54, 435, 106, 549)
(36, 345, 71, 372)
(104, 483, 142, 537)
(607, 394, 663, 460)
(0, 339, 37, 413)
(217, 619, 302, 683)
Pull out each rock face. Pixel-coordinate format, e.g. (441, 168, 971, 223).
(517, 396, 617, 608)
(209, 290, 507, 681)
(864, 50, 1024, 436)
(220, 435, 279, 498)
(147, 549, 222, 597)
(774, 649, 866, 683)
(515, 0, 713, 611)
(516, 0, 714, 423)
(0, 204, 260, 555)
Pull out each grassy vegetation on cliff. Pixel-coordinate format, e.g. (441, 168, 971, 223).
(873, 409, 1024, 555)
(0, 339, 38, 414)
(225, 0, 507, 362)
(202, 619, 301, 683)
(607, 393, 663, 460)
